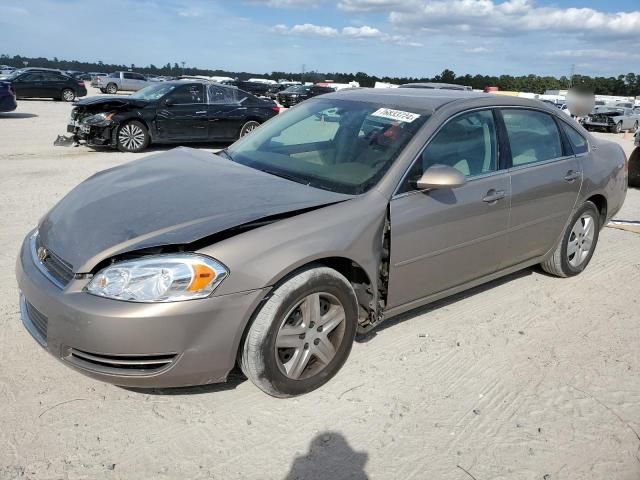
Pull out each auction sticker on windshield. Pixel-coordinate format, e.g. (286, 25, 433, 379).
(371, 108, 420, 123)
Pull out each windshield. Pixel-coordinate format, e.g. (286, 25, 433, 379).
(226, 99, 429, 195)
(130, 83, 177, 100)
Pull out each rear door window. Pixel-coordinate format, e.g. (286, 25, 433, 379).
(208, 85, 234, 104)
(501, 109, 563, 166)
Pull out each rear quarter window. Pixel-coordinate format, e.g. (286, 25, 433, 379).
(561, 123, 588, 155)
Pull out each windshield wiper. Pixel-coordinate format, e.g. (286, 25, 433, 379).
(259, 168, 310, 185)
(217, 149, 234, 161)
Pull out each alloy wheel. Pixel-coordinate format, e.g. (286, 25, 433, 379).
(119, 124, 145, 151)
(275, 292, 346, 380)
(240, 121, 260, 137)
(566, 213, 595, 268)
(62, 89, 75, 102)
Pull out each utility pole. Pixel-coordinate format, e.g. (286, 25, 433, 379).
(569, 64, 575, 89)
(181, 61, 186, 76)
(301, 63, 306, 84)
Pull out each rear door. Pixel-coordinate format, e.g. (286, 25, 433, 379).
(206, 85, 253, 140)
(387, 109, 511, 309)
(155, 83, 208, 141)
(500, 108, 582, 265)
(41, 72, 68, 98)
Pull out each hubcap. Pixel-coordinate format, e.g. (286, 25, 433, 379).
(567, 213, 595, 268)
(119, 124, 145, 151)
(63, 90, 74, 101)
(275, 292, 346, 380)
(241, 122, 259, 137)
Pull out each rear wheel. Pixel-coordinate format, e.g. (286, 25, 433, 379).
(106, 83, 118, 94)
(116, 121, 149, 152)
(100, 88, 107, 93)
(541, 201, 600, 277)
(240, 266, 358, 397)
(239, 120, 260, 138)
(61, 88, 75, 102)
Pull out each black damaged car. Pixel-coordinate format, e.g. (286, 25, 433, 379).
(277, 85, 335, 108)
(65, 80, 280, 152)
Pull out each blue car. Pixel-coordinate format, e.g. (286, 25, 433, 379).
(0, 81, 17, 112)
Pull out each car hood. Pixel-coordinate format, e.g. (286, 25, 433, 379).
(38, 147, 350, 273)
(73, 96, 149, 109)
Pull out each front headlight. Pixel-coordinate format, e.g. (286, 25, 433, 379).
(86, 254, 228, 302)
(85, 112, 115, 126)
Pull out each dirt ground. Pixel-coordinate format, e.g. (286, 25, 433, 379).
(1, 89, 639, 480)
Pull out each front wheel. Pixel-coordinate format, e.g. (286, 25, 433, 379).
(240, 266, 358, 397)
(239, 120, 261, 138)
(540, 201, 600, 277)
(61, 88, 75, 102)
(116, 121, 149, 152)
(611, 122, 622, 134)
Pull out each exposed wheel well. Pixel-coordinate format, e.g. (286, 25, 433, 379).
(585, 194, 607, 227)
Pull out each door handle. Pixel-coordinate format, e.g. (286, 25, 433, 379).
(195, 111, 207, 114)
(564, 170, 580, 182)
(482, 189, 505, 204)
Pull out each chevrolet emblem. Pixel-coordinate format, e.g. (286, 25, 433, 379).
(37, 246, 48, 262)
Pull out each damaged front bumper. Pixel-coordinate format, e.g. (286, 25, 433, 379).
(61, 120, 115, 147)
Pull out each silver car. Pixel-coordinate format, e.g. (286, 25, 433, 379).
(584, 107, 638, 133)
(16, 89, 627, 397)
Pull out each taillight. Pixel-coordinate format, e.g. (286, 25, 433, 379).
(77, 81, 85, 87)
(271, 106, 281, 113)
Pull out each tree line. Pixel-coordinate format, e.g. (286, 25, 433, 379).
(2, 54, 638, 97)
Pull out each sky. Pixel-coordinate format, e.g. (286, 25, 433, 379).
(1, 0, 639, 78)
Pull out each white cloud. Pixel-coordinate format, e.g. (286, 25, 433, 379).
(464, 46, 491, 53)
(342, 25, 383, 38)
(545, 49, 640, 60)
(386, 0, 640, 38)
(290, 23, 340, 36)
(338, 0, 408, 12)
(178, 9, 202, 17)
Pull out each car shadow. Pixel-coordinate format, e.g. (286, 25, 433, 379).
(85, 142, 232, 155)
(284, 432, 368, 480)
(0, 112, 37, 119)
(357, 267, 534, 343)
(121, 369, 247, 396)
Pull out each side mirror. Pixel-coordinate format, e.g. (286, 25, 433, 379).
(416, 165, 466, 190)
(164, 98, 175, 107)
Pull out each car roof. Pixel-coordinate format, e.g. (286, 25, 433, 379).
(399, 82, 469, 90)
(322, 88, 561, 115)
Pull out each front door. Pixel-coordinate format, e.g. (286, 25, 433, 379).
(156, 84, 208, 141)
(499, 108, 582, 265)
(387, 109, 511, 309)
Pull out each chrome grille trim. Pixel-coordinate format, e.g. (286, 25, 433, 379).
(65, 348, 178, 376)
(30, 231, 74, 288)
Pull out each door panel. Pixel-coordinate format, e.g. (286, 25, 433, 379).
(507, 157, 581, 264)
(499, 108, 582, 265)
(155, 84, 208, 141)
(388, 174, 510, 308)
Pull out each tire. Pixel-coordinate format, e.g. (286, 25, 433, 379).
(100, 88, 107, 93)
(541, 201, 600, 277)
(629, 148, 640, 188)
(610, 122, 622, 134)
(106, 83, 118, 94)
(633, 121, 639, 132)
(239, 120, 260, 138)
(240, 266, 358, 397)
(116, 120, 149, 153)
(61, 88, 75, 102)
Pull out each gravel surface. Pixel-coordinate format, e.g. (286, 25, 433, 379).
(1, 90, 639, 480)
